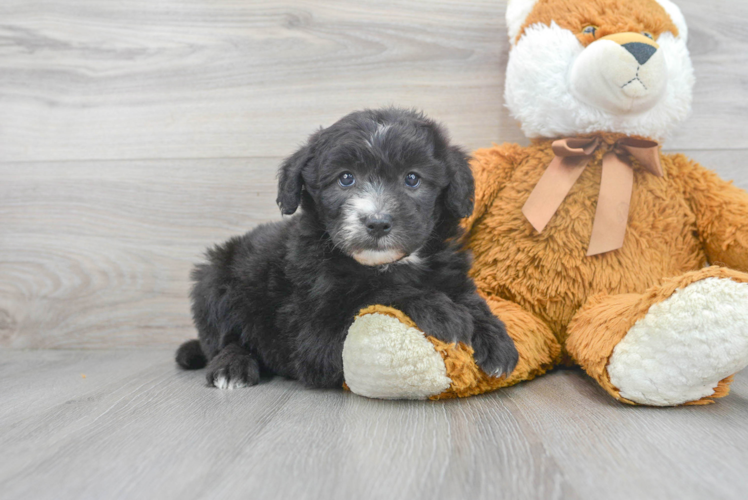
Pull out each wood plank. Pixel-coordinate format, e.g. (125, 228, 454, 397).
(507, 369, 748, 500)
(3, 149, 748, 349)
(1, 0, 747, 163)
(0, 159, 280, 348)
(1, 350, 747, 500)
(0, 0, 519, 162)
(672, 149, 748, 191)
(671, 1, 748, 150)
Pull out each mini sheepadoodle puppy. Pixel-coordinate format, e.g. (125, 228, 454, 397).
(176, 108, 518, 389)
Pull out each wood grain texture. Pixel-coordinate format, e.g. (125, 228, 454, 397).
(3, 149, 748, 349)
(0, 0, 516, 162)
(1, 0, 748, 350)
(0, 0, 747, 163)
(1, 350, 748, 500)
(674, 149, 748, 192)
(0, 159, 281, 348)
(2, 3, 748, 498)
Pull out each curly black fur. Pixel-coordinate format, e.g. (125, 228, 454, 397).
(177, 108, 518, 389)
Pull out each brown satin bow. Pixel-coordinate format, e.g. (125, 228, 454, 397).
(522, 137, 664, 256)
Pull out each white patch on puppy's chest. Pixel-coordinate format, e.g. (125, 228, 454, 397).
(395, 251, 425, 267)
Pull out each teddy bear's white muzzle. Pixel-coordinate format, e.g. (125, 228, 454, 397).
(570, 37, 667, 115)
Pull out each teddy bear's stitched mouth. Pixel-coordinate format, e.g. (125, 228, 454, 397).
(621, 67, 648, 91)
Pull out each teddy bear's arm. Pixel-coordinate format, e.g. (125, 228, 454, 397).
(462, 143, 526, 232)
(670, 154, 748, 272)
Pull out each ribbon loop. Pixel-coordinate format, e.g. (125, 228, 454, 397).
(552, 137, 600, 157)
(522, 136, 662, 256)
(615, 138, 664, 177)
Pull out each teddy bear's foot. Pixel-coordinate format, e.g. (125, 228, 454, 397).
(342, 306, 451, 399)
(607, 277, 748, 406)
(343, 300, 561, 400)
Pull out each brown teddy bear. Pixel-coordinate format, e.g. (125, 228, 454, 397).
(341, 0, 748, 406)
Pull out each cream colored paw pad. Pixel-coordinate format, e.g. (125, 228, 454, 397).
(608, 278, 748, 406)
(342, 312, 451, 400)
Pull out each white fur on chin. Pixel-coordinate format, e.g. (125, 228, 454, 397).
(352, 249, 405, 266)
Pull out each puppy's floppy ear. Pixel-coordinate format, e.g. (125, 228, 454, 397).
(444, 146, 474, 218)
(276, 144, 313, 215)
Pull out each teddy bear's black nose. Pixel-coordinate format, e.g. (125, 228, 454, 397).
(622, 42, 657, 65)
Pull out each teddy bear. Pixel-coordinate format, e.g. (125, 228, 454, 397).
(340, 0, 748, 406)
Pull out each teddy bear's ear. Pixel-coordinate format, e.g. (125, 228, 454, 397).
(276, 141, 314, 215)
(506, 0, 688, 45)
(506, 0, 539, 45)
(655, 0, 688, 42)
(444, 146, 475, 219)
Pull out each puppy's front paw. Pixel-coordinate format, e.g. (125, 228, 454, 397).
(402, 295, 475, 345)
(206, 345, 260, 390)
(473, 320, 519, 379)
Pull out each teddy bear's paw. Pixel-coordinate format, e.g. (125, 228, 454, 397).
(607, 278, 748, 406)
(342, 309, 451, 400)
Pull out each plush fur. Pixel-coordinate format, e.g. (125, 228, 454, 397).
(505, 0, 693, 140)
(340, 0, 748, 405)
(462, 0, 748, 404)
(607, 278, 748, 406)
(343, 307, 452, 399)
(507, 0, 688, 45)
(176, 108, 518, 389)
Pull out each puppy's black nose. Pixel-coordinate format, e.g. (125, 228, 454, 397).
(365, 214, 393, 238)
(622, 42, 657, 65)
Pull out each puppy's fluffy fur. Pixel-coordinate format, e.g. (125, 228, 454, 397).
(176, 108, 518, 389)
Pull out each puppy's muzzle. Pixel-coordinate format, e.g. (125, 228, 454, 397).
(365, 214, 393, 239)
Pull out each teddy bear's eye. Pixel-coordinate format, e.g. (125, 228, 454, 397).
(582, 25, 598, 36)
(642, 32, 654, 40)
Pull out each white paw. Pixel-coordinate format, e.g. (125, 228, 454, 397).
(342, 312, 451, 400)
(213, 376, 247, 390)
(608, 278, 748, 406)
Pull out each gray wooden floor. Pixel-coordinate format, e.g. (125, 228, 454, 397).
(2, 1, 748, 499)
(2, 350, 748, 500)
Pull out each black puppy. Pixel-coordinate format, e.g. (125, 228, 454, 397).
(176, 108, 518, 389)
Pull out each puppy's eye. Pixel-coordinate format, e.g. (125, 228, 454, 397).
(404, 172, 421, 188)
(338, 172, 355, 187)
(642, 31, 654, 40)
(582, 25, 598, 37)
